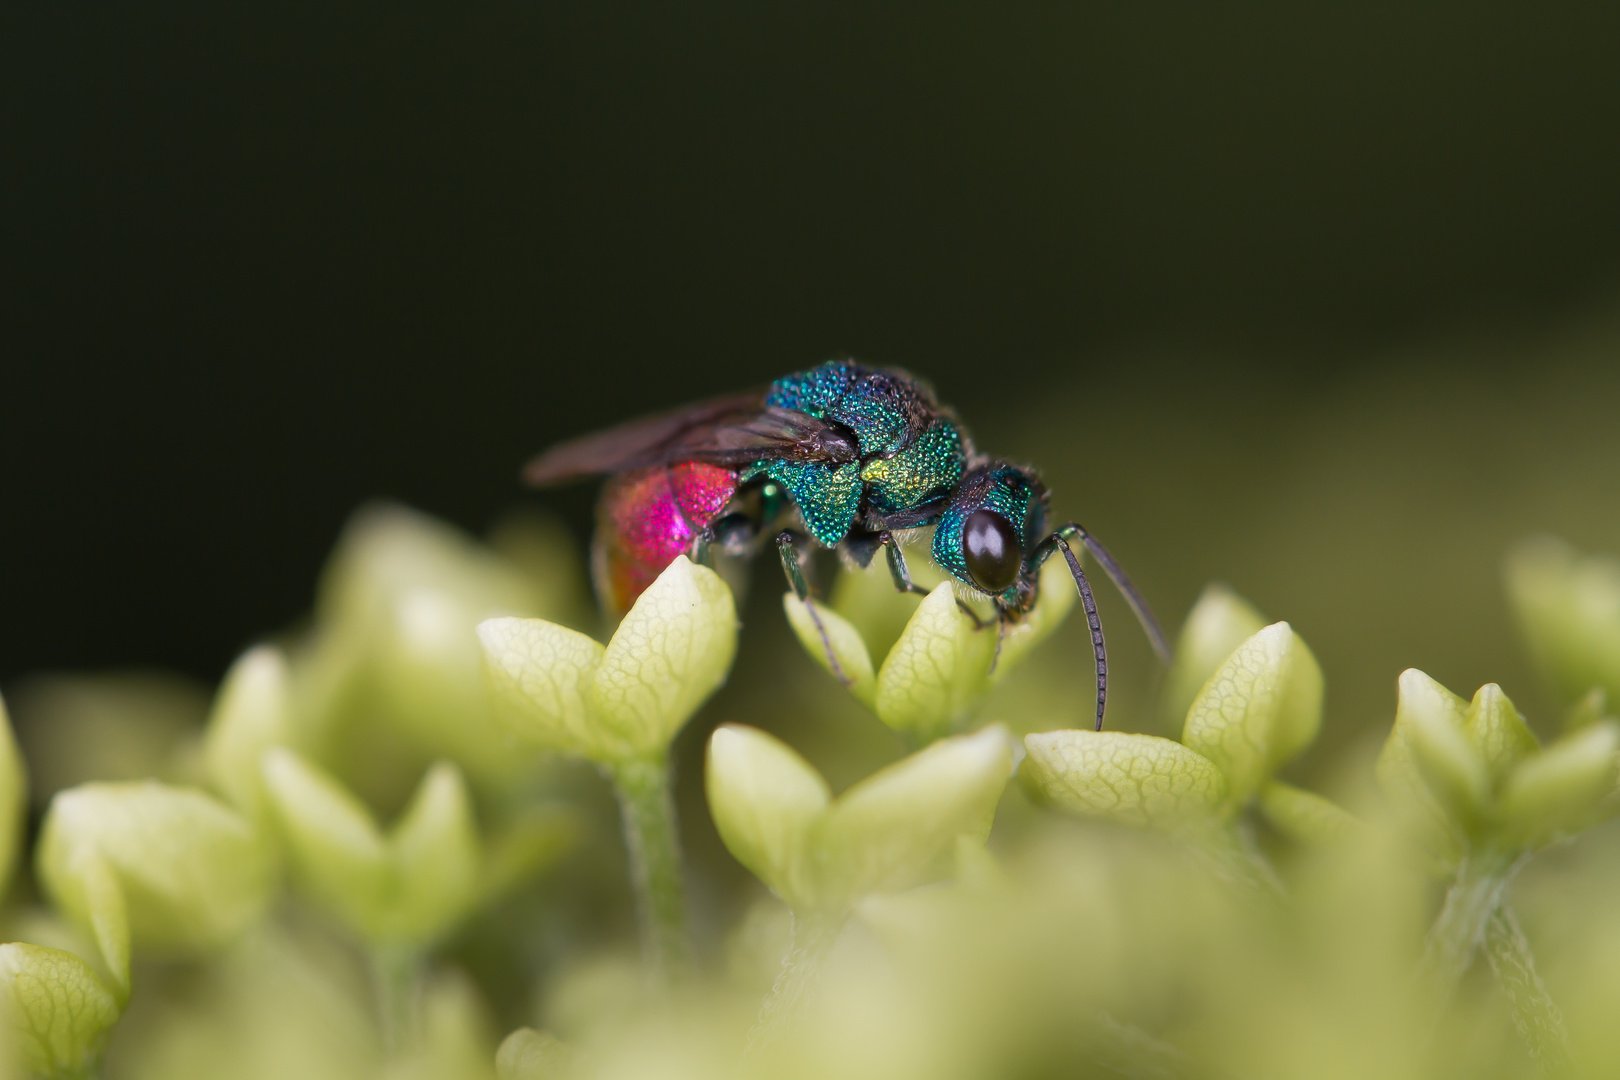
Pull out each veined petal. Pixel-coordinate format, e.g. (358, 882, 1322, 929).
(1181, 622, 1323, 813)
(479, 616, 610, 759)
(590, 557, 738, 759)
(874, 585, 996, 739)
(1022, 730, 1227, 831)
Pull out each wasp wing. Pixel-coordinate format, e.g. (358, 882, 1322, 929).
(523, 393, 859, 486)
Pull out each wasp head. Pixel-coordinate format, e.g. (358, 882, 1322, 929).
(930, 461, 1049, 617)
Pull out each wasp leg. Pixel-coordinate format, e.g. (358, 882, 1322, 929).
(880, 532, 992, 629)
(880, 532, 931, 599)
(777, 530, 852, 687)
(776, 530, 812, 602)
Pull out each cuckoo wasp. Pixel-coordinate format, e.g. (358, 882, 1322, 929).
(525, 360, 1170, 729)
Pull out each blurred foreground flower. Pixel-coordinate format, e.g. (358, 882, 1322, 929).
(289, 504, 582, 802)
(1506, 536, 1620, 711)
(260, 748, 571, 1050)
(1, 776, 275, 1079)
(783, 554, 1075, 743)
(480, 555, 738, 978)
(0, 698, 109, 1080)
(706, 723, 1014, 1044)
(37, 781, 275, 992)
(263, 750, 572, 949)
(707, 724, 1014, 915)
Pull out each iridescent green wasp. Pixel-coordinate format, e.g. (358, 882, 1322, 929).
(525, 359, 1171, 728)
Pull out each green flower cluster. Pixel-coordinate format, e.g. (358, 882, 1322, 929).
(7, 506, 1620, 1080)
(1, 506, 584, 1079)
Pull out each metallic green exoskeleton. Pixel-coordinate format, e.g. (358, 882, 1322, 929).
(525, 359, 1170, 729)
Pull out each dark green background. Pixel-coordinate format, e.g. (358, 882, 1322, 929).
(5, 4, 1620, 749)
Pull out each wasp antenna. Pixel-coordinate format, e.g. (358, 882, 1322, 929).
(1053, 534, 1108, 731)
(1059, 523, 1173, 665)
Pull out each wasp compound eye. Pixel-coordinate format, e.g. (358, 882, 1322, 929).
(962, 508, 1021, 594)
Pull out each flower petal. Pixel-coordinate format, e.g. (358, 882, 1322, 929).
(1022, 730, 1227, 831)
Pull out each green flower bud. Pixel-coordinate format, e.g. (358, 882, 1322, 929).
(1380, 669, 1489, 829)
(1461, 682, 1538, 786)
(317, 504, 545, 643)
(1376, 710, 1461, 864)
(42, 851, 127, 1001)
(0, 942, 122, 1080)
(1498, 721, 1620, 849)
(1505, 537, 1620, 706)
(203, 645, 293, 824)
(1257, 780, 1357, 846)
(311, 503, 550, 786)
(706, 724, 830, 904)
(1563, 686, 1610, 733)
(261, 750, 482, 947)
(0, 692, 25, 899)
(1181, 622, 1323, 813)
(481, 556, 737, 766)
(372, 585, 517, 773)
(37, 782, 274, 994)
(783, 596, 877, 708)
(704, 725, 1014, 913)
(260, 748, 391, 935)
(812, 725, 1014, 908)
(1375, 669, 1620, 867)
(829, 552, 931, 664)
(588, 556, 737, 757)
(387, 763, 485, 946)
(1163, 584, 1268, 729)
(786, 559, 1074, 738)
(1021, 730, 1228, 831)
(873, 585, 998, 739)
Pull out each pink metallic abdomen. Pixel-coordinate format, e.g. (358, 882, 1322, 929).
(592, 461, 739, 615)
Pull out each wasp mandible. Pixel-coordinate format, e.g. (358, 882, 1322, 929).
(525, 359, 1170, 729)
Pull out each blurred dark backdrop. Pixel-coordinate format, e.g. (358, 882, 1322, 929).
(5, 4, 1620, 688)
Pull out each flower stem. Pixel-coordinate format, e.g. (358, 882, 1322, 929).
(747, 911, 842, 1054)
(1484, 903, 1572, 1077)
(1418, 856, 1518, 999)
(610, 754, 691, 980)
(369, 943, 422, 1056)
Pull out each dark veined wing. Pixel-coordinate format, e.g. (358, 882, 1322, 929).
(523, 392, 859, 486)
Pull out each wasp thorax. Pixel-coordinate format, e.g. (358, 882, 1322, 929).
(962, 508, 1022, 594)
